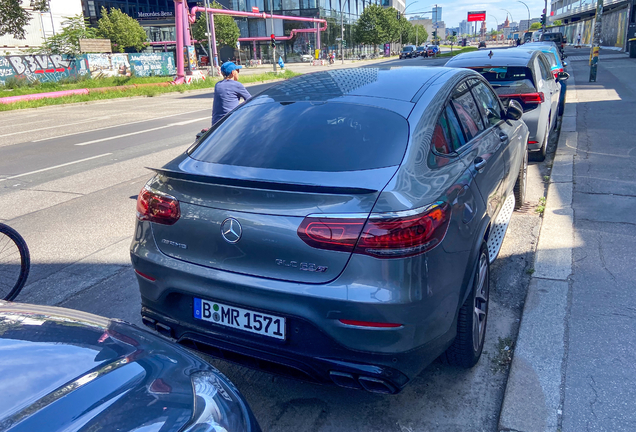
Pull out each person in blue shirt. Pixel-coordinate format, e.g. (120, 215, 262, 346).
(211, 62, 252, 126)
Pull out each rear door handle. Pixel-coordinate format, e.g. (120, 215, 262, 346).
(499, 133, 508, 141)
(474, 157, 487, 171)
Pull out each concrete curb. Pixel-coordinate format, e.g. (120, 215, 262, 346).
(498, 73, 577, 431)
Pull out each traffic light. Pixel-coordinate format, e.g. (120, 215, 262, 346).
(270, 34, 276, 48)
(453, 31, 457, 36)
(541, 12, 547, 26)
(433, 30, 437, 39)
(342, 39, 347, 47)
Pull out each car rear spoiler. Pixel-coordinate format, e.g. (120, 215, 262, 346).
(147, 167, 378, 195)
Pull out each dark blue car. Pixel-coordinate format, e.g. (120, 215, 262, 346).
(0, 301, 261, 432)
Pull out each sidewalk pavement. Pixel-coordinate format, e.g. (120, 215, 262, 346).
(499, 50, 636, 431)
(238, 56, 395, 76)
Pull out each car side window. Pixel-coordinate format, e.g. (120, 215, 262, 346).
(537, 56, 552, 80)
(445, 104, 467, 151)
(451, 82, 485, 140)
(470, 80, 503, 128)
(431, 111, 453, 155)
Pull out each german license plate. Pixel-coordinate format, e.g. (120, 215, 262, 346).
(193, 298, 285, 340)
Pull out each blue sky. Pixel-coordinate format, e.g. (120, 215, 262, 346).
(404, 0, 548, 31)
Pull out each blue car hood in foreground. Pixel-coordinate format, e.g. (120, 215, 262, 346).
(0, 302, 259, 432)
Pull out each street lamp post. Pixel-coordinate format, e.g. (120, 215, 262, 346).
(340, 0, 344, 64)
(401, 2, 419, 49)
(517, 0, 531, 30)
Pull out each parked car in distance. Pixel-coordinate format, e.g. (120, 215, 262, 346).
(523, 32, 533, 44)
(399, 45, 417, 59)
(131, 67, 529, 395)
(446, 48, 566, 160)
(478, 41, 487, 48)
(301, 54, 314, 62)
(0, 301, 261, 432)
(522, 42, 569, 114)
(540, 32, 566, 56)
(416, 46, 427, 57)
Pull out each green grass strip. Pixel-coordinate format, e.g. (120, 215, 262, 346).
(0, 70, 301, 112)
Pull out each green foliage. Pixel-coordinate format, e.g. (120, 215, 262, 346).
(38, 15, 97, 55)
(355, 4, 388, 47)
(448, 35, 457, 44)
(97, 7, 147, 52)
(406, 23, 427, 45)
(530, 22, 542, 30)
(191, 2, 240, 48)
(552, 20, 562, 26)
(0, 0, 31, 39)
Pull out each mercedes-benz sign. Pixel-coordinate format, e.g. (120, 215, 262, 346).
(221, 218, 242, 243)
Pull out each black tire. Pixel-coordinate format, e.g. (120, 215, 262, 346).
(513, 149, 528, 210)
(0, 224, 30, 301)
(441, 243, 490, 368)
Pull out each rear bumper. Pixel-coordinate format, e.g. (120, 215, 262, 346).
(130, 222, 464, 393)
(521, 107, 544, 150)
(140, 301, 453, 394)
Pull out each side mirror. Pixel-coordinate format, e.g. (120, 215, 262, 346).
(557, 71, 570, 81)
(562, 61, 568, 67)
(505, 99, 524, 120)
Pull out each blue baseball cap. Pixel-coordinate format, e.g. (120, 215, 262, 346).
(221, 61, 242, 76)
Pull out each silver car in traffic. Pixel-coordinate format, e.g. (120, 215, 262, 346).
(446, 48, 567, 160)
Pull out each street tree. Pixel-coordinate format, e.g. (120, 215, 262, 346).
(355, 4, 388, 50)
(0, 0, 48, 39)
(530, 22, 542, 30)
(97, 7, 147, 52)
(553, 20, 563, 26)
(192, 1, 240, 48)
(380, 7, 401, 43)
(38, 15, 97, 55)
(410, 24, 427, 45)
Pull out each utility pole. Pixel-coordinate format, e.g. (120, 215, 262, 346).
(543, 0, 548, 32)
(340, 0, 344, 64)
(589, 0, 603, 81)
(269, 0, 277, 72)
(204, 0, 214, 75)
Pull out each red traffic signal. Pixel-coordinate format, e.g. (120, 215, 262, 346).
(270, 34, 275, 40)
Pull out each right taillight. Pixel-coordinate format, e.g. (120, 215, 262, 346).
(505, 92, 545, 104)
(297, 203, 450, 259)
(136, 186, 181, 225)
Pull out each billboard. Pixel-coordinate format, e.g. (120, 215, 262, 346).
(468, 11, 486, 22)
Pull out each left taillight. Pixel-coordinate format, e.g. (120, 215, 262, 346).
(297, 203, 451, 259)
(136, 186, 180, 225)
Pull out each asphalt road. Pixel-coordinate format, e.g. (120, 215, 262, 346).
(0, 57, 555, 431)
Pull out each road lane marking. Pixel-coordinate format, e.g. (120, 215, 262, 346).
(0, 117, 111, 139)
(31, 109, 209, 142)
(74, 117, 210, 146)
(0, 153, 113, 182)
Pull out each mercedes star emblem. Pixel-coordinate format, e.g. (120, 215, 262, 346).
(221, 218, 242, 244)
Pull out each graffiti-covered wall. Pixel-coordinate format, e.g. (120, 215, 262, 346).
(0, 55, 89, 85)
(129, 53, 176, 77)
(554, 7, 629, 48)
(0, 52, 176, 85)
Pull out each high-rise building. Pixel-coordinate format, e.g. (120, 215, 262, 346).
(431, 6, 442, 23)
(459, 19, 470, 36)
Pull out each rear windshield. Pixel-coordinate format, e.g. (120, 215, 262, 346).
(190, 102, 409, 172)
(542, 34, 562, 41)
(469, 66, 535, 89)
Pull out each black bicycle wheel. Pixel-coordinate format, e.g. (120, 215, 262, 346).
(0, 224, 30, 301)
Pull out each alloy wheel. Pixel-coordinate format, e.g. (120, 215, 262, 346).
(473, 252, 489, 352)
